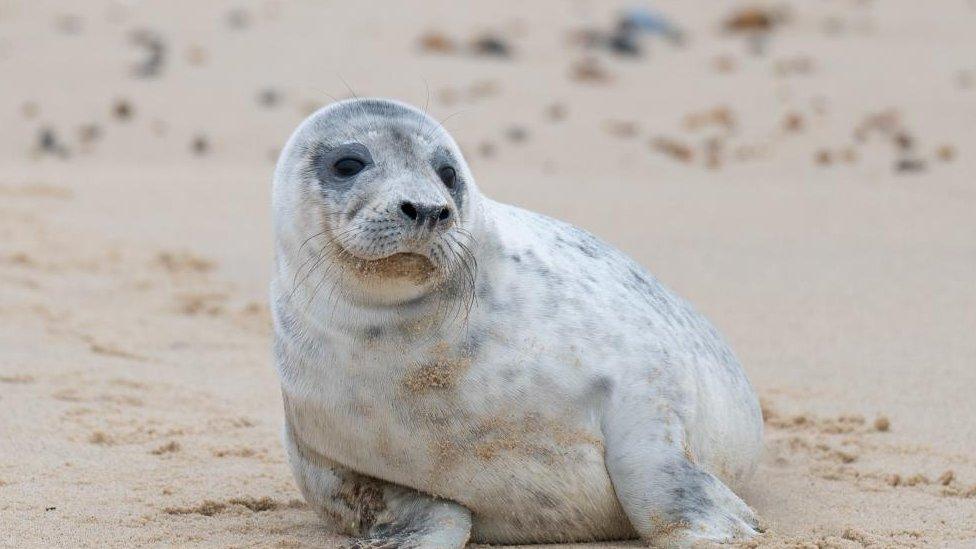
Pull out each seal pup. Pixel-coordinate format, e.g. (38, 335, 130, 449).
(271, 98, 763, 547)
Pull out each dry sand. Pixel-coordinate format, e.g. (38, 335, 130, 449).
(2, 1, 975, 547)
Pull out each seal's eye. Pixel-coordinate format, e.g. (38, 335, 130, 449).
(333, 158, 366, 177)
(438, 166, 457, 189)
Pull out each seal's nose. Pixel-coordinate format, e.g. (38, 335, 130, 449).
(399, 201, 452, 229)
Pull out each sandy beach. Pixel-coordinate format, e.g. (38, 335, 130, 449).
(2, 1, 975, 547)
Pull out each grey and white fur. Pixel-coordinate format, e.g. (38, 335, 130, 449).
(271, 98, 763, 548)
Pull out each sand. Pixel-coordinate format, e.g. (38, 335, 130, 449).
(1, 0, 975, 547)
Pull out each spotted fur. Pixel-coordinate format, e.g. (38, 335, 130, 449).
(272, 99, 763, 547)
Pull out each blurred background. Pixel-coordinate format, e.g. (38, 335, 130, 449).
(1, 0, 974, 546)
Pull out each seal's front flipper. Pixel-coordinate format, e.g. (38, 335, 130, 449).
(343, 489, 471, 549)
(285, 420, 470, 549)
(602, 397, 759, 547)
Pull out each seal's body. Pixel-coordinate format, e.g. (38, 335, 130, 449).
(272, 99, 762, 547)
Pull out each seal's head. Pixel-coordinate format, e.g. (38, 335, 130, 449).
(273, 98, 481, 306)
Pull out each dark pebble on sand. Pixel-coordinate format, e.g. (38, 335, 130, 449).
(131, 29, 166, 78)
(505, 126, 528, 143)
(607, 31, 641, 57)
(782, 112, 804, 133)
(191, 135, 210, 155)
(471, 35, 511, 58)
(257, 88, 282, 108)
(815, 149, 833, 166)
(37, 127, 69, 158)
(893, 131, 914, 151)
(112, 100, 134, 121)
(894, 158, 926, 173)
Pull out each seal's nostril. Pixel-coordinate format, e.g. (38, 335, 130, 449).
(400, 202, 418, 220)
(438, 208, 451, 221)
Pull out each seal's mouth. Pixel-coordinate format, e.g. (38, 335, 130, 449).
(348, 252, 437, 284)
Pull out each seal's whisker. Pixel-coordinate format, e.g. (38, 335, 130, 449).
(306, 233, 358, 314)
(290, 224, 363, 299)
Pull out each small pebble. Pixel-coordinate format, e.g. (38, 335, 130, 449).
(21, 102, 40, 119)
(505, 126, 528, 143)
(569, 57, 610, 83)
(894, 158, 926, 173)
(257, 88, 281, 108)
(131, 29, 166, 78)
(873, 416, 890, 432)
(112, 100, 134, 121)
(191, 135, 210, 155)
(607, 31, 641, 57)
(724, 7, 780, 33)
(651, 137, 694, 163)
(37, 127, 69, 157)
(893, 131, 914, 151)
(936, 144, 956, 162)
(546, 103, 567, 122)
(471, 35, 511, 58)
(782, 112, 804, 132)
(418, 32, 456, 54)
(815, 149, 833, 166)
